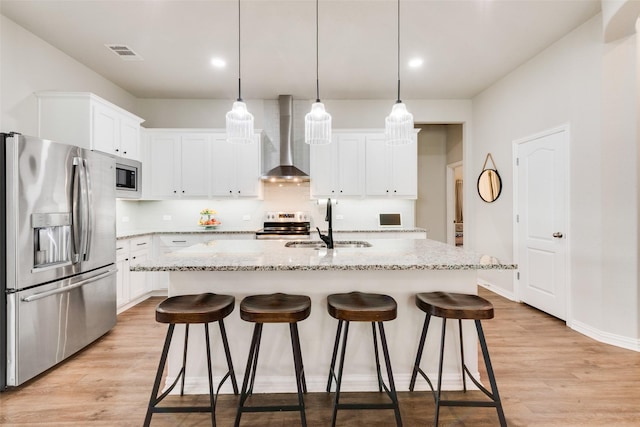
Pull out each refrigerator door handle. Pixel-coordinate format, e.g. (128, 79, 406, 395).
(21, 268, 117, 303)
(72, 157, 90, 262)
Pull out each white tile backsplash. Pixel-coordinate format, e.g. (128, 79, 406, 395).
(116, 182, 415, 234)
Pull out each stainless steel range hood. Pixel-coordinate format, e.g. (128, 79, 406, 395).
(261, 95, 310, 182)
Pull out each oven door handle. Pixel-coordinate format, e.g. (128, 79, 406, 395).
(21, 269, 117, 302)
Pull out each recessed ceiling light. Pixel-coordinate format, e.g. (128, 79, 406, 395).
(210, 58, 226, 68)
(408, 58, 423, 68)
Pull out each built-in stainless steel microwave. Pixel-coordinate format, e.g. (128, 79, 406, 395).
(115, 157, 141, 199)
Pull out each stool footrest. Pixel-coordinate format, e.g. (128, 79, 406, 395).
(238, 404, 304, 413)
(150, 406, 215, 414)
(439, 400, 500, 408)
(337, 403, 398, 410)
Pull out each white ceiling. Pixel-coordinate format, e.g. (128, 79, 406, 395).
(0, 0, 601, 100)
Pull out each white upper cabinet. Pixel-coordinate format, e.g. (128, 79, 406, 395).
(310, 133, 365, 198)
(142, 129, 261, 199)
(210, 133, 262, 198)
(144, 131, 210, 199)
(37, 92, 144, 161)
(365, 133, 417, 198)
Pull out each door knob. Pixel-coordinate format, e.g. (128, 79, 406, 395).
(553, 232, 563, 238)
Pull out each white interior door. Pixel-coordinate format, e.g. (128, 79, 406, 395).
(515, 127, 568, 320)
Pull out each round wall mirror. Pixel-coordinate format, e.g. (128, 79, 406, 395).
(477, 169, 502, 203)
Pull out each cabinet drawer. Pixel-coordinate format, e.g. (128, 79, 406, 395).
(116, 240, 130, 261)
(156, 234, 202, 247)
(129, 236, 152, 252)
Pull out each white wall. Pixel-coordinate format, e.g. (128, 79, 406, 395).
(473, 13, 639, 345)
(0, 15, 137, 135)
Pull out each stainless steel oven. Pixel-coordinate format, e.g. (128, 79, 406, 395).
(115, 157, 141, 199)
(255, 211, 311, 240)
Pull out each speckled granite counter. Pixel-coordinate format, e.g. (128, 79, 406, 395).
(131, 238, 513, 272)
(140, 238, 515, 396)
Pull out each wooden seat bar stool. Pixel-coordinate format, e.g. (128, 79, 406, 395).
(234, 293, 311, 427)
(144, 293, 239, 427)
(326, 291, 403, 427)
(409, 291, 507, 427)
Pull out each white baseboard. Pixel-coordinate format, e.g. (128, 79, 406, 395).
(477, 282, 640, 353)
(477, 279, 516, 301)
(571, 320, 640, 352)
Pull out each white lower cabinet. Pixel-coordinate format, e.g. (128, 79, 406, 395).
(116, 236, 152, 313)
(115, 240, 130, 310)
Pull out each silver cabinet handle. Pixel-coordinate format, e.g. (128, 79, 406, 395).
(22, 269, 117, 302)
(553, 232, 564, 238)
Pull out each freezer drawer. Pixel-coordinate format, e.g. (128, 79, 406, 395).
(6, 266, 117, 386)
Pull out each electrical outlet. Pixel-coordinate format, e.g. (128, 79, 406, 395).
(121, 216, 130, 223)
(162, 215, 172, 221)
(336, 214, 344, 220)
(243, 215, 251, 221)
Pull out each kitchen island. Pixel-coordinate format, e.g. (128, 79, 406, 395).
(132, 238, 516, 395)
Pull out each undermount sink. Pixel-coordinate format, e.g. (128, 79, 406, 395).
(285, 240, 372, 249)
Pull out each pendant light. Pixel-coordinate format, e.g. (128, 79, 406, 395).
(304, 0, 332, 145)
(226, 0, 254, 144)
(384, 0, 414, 146)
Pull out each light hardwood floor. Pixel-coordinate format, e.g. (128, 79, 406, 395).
(1, 288, 640, 426)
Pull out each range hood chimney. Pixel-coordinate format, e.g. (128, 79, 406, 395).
(261, 95, 310, 182)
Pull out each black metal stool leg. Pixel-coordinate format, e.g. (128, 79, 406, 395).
(204, 323, 216, 427)
(291, 320, 307, 393)
(378, 322, 403, 427)
(371, 322, 383, 392)
(290, 323, 308, 427)
(331, 320, 350, 427)
(326, 320, 343, 392)
(458, 319, 467, 392)
(409, 313, 431, 391)
(235, 323, 262, 427)
(476, 320, 507, 427)
(144, 323, 175, 427)
(180, 324, 189, 396)
(219, 319, 239, 395)
(434, 318, 447, 427)
(247, 323, 263, 396)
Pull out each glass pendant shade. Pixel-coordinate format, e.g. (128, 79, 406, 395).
(305, 102, 332, 145)
(385, 102, 413, 145)
(226, 101, 254, 144)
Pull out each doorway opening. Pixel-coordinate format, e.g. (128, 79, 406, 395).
(415, 124, 463, 244)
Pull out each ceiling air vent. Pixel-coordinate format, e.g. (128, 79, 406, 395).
(105, 44, 143, 61)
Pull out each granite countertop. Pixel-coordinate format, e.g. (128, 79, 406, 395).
(116, 228, 427, 239)
(130, 238, 516, 272)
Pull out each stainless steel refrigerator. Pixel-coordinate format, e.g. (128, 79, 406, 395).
(1, 133, 117, 389)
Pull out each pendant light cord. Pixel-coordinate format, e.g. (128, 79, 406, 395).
(237, 0, 243, 102)
(396, 0, 401, 104)
(315, 0, 321, 102)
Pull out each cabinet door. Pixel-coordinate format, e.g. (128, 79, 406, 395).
(235, 134, 261, 197)
(336, 134, 365, 196)
(210, 134, 236, 196)
(365, 134, 391, 196)
(115, 241, 130, 308)
(92, 103, 119, 156)
(129, 251, 149, 300)
(391, 135, 417, 197)
(120, 116, 140, 160)
(148, 134, 181, 198)
(180, 134, 210, 197)
(310, 136, 335, 197)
